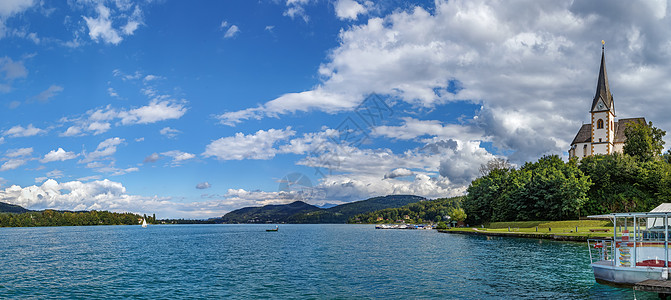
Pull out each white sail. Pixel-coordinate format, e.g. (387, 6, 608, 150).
(142, 219, 147, 228)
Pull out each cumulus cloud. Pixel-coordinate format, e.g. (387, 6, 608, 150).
(384, 168, 414, 179)
(217, 0, 671, 163)
(83, 3, 143, 45)
(4, 124, 45, 137)
(196, 182, 211, 189)
(334, 0, 371, 20)
(80, 137, 124, 163)
(0, 178, 235, 218)
(203, 127, 296, 160)
(61, 98, 187, 136)
(41, 148, 78, 163)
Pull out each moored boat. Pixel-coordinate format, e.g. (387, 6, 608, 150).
(266, 226, 278, 232)
(588, 212, 671, 285)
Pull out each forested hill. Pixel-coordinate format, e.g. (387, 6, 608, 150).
(216, 195, 426, 224)
(0, 202, 31, 213)
(216, 201, 321, 224)
(349, 196, 464, 224)
(286, 195, 426, 223)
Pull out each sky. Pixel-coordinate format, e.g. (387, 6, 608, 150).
(1, 0, 671, 219)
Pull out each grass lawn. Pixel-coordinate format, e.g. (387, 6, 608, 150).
(443, 220, 618, 238)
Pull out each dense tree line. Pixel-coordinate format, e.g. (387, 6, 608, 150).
(349, 196, 463, 224)
(463, 121, 670, 224)
(0, 210, 145, 227)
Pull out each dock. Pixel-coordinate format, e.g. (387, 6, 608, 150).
(634, 279, 671, 299)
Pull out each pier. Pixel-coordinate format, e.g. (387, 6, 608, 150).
(635, 280, 671, 299)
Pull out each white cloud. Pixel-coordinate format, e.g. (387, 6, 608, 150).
(284, 0, 311, 22)
(6, 147, 33, 158)
(0, 56, 28, 92)
(219, 0, 671, 162)
(334, 0, 371, 21)
(203, 127, 296, 160)
(1, 159, 26, 171)
(118, 99, 187, 125)
(83, 4, 122, 45)
(0, 0, 35, 17)
(159, 127, 180, 138)
(0, 178, 233, 219)
(224, 25, 239, 38)
(196, 182, 211, 189)
(144, 152, 159, 163)
(61, 98, 188, 136)
(82, 3, 144, 45)
(80, 137, 124, 163)
(161, 150, 195, 165)
(4, 124, 45, 137)
(41, 148, 78, 163)
(46, 169, 64, 178)
(31, 85, 63, 103)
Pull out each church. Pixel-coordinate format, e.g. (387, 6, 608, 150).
(568, 45, 646, 159)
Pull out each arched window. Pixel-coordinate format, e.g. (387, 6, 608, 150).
(583, 144, 588, 157)
(597, 119, 604, 129)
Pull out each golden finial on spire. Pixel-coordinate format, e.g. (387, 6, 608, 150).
(601, 40, 605, 50)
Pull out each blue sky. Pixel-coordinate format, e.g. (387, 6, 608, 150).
(1, 0, 671, 218)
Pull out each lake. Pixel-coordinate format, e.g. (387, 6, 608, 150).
(0, 224, 655, 299)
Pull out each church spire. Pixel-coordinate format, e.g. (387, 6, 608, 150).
(591, 41, 614, 113)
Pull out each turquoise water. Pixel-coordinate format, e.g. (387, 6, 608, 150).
(0, 224, 656, 299)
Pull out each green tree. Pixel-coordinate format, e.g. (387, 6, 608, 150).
(448, 207, 467, 222)
(624, 121, 666, 162)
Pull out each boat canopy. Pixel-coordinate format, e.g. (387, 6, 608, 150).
(588, 212, 671, 219)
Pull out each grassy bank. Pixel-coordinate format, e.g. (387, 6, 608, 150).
(439, 219, 615, 241)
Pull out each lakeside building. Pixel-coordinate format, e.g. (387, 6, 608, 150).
(568, 45, 646, 159)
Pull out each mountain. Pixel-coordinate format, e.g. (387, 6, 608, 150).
(215, 195, 427, 224)
(287, 195, 426, 223)
(216, 201, 321, 224)
(0, 202, 30, 213)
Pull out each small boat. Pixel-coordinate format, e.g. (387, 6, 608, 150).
(266, 226, 278, 232)
(588, 212, 671, 286)
(141, 218, 147, 228)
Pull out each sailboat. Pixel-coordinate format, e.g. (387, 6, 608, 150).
(141, 218, 147, 228)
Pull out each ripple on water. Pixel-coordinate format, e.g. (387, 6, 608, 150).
(0, 224, 659, 299)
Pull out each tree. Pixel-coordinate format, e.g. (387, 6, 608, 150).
(479, 157, 512, 177)
(624, 121, 666, 162)
(448, 207, 467, 222)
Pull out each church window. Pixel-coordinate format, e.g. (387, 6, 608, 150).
(583, 145, 587, 157)
(599, 138, 602, 142)
(597, 119, 604, 129)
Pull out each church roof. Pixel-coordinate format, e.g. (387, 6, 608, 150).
(571, 124, 592, 144)
(614, 117, 646, 143)
(590, 47, 615, 114)
(570, 117, 647, 146)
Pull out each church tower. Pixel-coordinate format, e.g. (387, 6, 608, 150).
(568, 42, 647, 160)
(589, 43, 616, 155)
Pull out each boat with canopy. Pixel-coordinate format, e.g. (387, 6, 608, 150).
(588, 212, 671, 285)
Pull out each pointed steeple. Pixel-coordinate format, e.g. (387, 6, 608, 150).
(590, 42, 614, 113)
